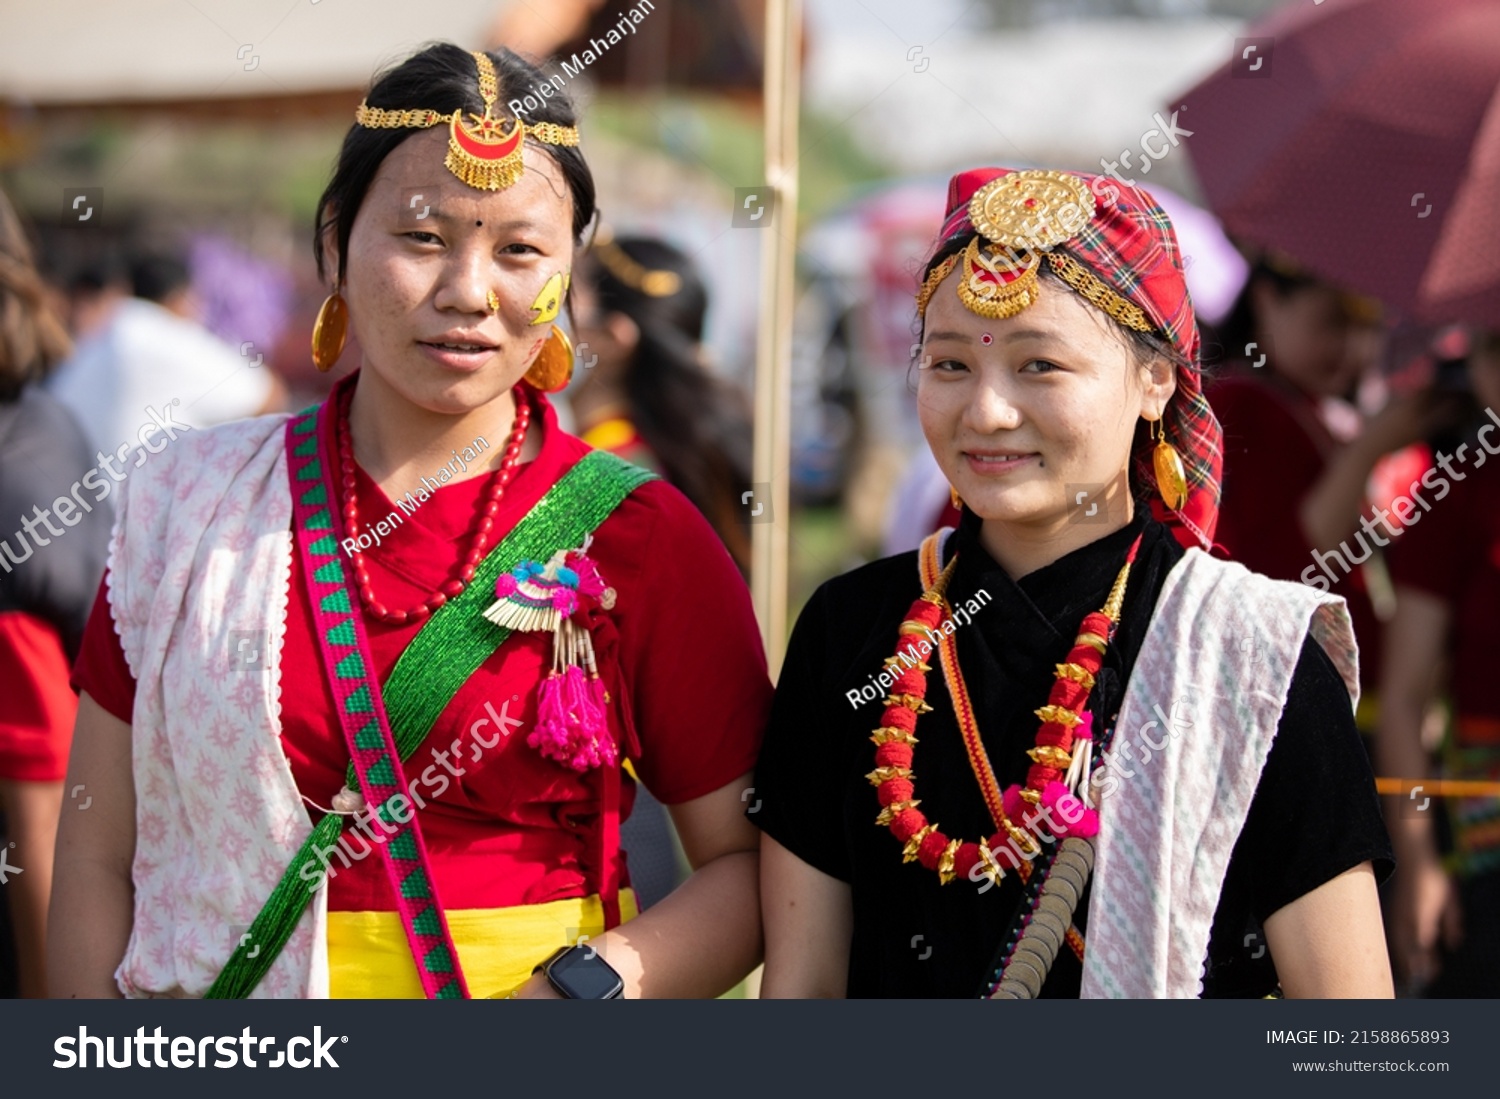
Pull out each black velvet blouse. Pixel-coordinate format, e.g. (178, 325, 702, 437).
(752, 508, 1393, 997)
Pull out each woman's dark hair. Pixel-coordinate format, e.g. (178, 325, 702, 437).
(314, 43, 597, 284)
(1205, 258, 1318, 371)
(588, 236, 754, 574)
(0, 187, 71, 402)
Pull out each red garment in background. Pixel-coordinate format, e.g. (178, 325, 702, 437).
(1386, 453, 1500, 741)
(72, 393, 770, 913)
(0, 612, 77, 781)
(1208, 375, 1383, 690)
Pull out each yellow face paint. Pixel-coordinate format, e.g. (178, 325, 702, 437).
(529, 270, 570, 327)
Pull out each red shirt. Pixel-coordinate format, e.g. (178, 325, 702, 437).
(1209, 375, 1383, 689)
(73, 391, 770, 912)
(0, 612, 78, 782)
(1386, 450, 1500, 741)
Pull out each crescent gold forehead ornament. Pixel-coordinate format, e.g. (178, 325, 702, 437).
(354, 51, 580, 191)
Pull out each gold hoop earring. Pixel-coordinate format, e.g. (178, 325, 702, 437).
(524, 326, 574, 392)
(1150, 417, 1187, 511)
(311, 292, 348, 373)
(950, 485, 964, 511)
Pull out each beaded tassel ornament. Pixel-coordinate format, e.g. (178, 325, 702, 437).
(484, 538, 618, 771)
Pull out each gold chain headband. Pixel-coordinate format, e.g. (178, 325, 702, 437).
(591, 233, 682, 298)
(354, 51, 580, 191)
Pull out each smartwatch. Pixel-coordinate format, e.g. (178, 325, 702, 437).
(534, 944, 625, 999)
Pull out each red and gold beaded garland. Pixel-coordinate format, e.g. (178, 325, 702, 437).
(869, 531, 1142, 886)
(339, 384, 531, 626)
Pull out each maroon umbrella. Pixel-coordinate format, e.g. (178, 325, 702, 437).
(1179, 0, 1500, 327)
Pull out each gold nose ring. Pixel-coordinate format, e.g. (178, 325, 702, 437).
(487, 288, 501, 314)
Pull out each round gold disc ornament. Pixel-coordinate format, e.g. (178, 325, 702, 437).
(525, 327, 575, 392)
(968, 170, 1096, 252)
(311, 292, 348, 373)
(1151, 419, 1189, 511)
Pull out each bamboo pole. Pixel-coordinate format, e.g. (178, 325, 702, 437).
(742, 0, 801, 1003)
(750, 0, 802, 678)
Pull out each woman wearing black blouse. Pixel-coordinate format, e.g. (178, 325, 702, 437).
(752, 168, 1394, 999)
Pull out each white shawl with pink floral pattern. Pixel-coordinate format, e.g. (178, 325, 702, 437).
(107, 412, 329, 998)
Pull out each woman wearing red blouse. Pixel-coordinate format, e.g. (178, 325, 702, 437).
(1380, 333, 1500, 997)
(1208, 256, 1438, 698)
(0, 188, 111, 998)
(50, 44, 769, 1000)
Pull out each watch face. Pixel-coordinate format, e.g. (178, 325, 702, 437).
(551, 947, 624, 999)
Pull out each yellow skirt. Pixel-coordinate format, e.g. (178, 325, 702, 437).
(327, 889, 639, 999)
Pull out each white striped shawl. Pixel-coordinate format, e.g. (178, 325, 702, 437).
(1079, 547, 1358, 998)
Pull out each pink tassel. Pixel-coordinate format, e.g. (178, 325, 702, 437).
(563, 666, 615, 770)
(1073, 710, 1095, 741)
(494, 572, 520, 598)
(586, 675, 617, 767)
(1040, 780, 1099, 839)
(551, 587, 579, 617)
(529, 666, 616, 772)
(529, 671, 575, 764)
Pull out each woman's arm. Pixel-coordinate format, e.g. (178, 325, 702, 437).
(758, 834, 852, 998)
(517, 770, 762, 999)
(1263, 862, 1394, 998)
(1298, 395, 1440, 554)
(48, 692, 136, 998)
(1375, 586, 1457, 985)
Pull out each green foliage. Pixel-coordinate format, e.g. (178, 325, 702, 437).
(588, 92, 888, 223)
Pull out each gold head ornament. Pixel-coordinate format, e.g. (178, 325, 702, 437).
(917, 169, 1153, 337)
(591, 231, 683, 298)
(354, 51, 580, 191)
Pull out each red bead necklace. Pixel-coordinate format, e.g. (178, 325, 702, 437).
(338, 385, 531, 626)
(870, 530, 1141, 887)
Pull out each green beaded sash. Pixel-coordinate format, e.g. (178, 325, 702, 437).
(204, 405, 655, 999)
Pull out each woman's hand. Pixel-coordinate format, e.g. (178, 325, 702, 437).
(1377, 586, 1458, 989)
(1299, 391, 1462, 554)
(1357, 391, 1453, 458)
(545, 771, 762, 999)
(1389, 849, 1461, 988)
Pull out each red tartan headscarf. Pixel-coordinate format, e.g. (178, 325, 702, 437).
(926, 166, 1223, 551)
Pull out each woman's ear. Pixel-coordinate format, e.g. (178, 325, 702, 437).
(1139, 356, 1177, 421)
(316, 214, 342, 288)
(605, 311, 640, 358)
